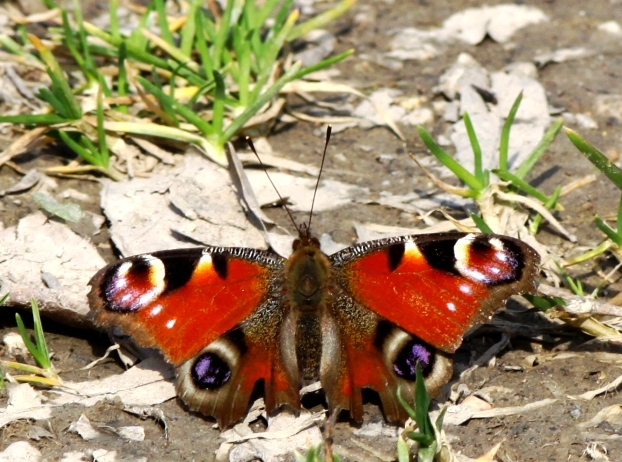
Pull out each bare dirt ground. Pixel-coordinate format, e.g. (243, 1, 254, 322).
(2, 0, 622, 461)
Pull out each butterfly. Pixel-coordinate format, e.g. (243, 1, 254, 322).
(88, 224, 539, 428)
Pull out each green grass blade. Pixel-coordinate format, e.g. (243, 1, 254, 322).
(96, 85, 110, 168)
(514, 118, 563, 179)
(58, 130, 97, 165)
(29, 35, 82, 119)
(565, 241, 613, 266)
(0, 293, 9, 306)
(195, 11, 213, 79)
(234, 32, 252, 107)
(251, 9, 298, 98)
(493, 169, 559, 206)
(79, 27, 96, 79)
(83, 24, 207, 87)
(417, 126, 484, 193)
(154, 0, 175, 46)
(499, 91, 523, 172)
(288, 49, 354, 81)
(530, 185, 561, 235)
(523, 294, 566, 312)
(30, 298, 51, 370)
(251, 0, 281, 30)
(221, 62, 303, 141)
(15, 313, 47, 368)
(395, 386, 417, 420)
(462, 111, 485, 185)
(180, 0, 201, 56)
(617, 195, 622, 236)
(128, 3, 153, 50)
(212, 70, 226, 138)
(212, 0, 235, 71)
(200, 3, 217, 43)
(138, 77, 213, 136)
(595, 216, 622, 247)
(471, 213, 493, 233)
(61, 9, 86, 74)
(270, 0, 295, 37)
(72, 0, 96, 78)
(109, 0, 120, 40)
(566, 128, 622, 190)
(0, 34, 39, 61)
(37, 87, 70, 118)
(396, 438, 410, 462)
(414, 363, 432, 440)
(0, 113, 67, 125)
(116, 42, 128, 113)
(287, 0, 357, 41)
(151, 71, 179, 125)
(557, 262, 584, 296)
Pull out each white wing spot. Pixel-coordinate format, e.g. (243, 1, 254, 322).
(166, 319, 176, 329)
(149, 304, 163, 317)
(447, 302, 456, 312)
(197, 252, 213, 271)
(403, 240, 422, 258)
(454, 234, 476, 264)
(142, 255, 165, 286)
(459, 284, 472, 294)
(455, 234, 491, 283)
(113, 262, 132, 290)
(489, 237, 505, 251)
(489, 238, 508, 262)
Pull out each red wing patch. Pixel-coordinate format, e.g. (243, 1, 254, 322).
(88, 248, 283, 365)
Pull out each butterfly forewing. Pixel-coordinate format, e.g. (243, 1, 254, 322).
(330, 232, 539, 353)
(88, 247, 285, 365)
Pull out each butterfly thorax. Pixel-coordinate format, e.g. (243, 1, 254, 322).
(285, 234, 332, 382)
(288, 235, 329, 308)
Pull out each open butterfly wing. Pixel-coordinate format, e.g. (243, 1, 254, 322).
(88, 247, 299, 427)
(325, 232, 539, 422)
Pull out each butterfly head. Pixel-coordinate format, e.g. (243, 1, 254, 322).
(292, 223, 320, 252)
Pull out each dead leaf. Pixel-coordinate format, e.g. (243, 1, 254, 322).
(0, 383, 51, 428)
(0, 441, 41, 462)
(50, 356, 175, 409)
(534, 47, 594, 67)
(69, 414, 101, 441)
(0, 212, 105, 327)
(442, 5, 548, 45)
(101, 153, 266, 257)
(444, 398, 557, 426)
(217, 412, 323, 462)
(577, 405, 622, 429)
(246, 169, 368, 213)
(570, 373, 622, 401)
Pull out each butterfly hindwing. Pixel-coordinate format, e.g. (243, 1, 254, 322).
(321, 289, 454, 423)
(175, 293, 302, 428)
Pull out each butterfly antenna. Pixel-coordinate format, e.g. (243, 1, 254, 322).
(307, 125, 331, 233)
(245, 137, 298, 231)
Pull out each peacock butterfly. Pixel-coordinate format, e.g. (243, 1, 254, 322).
(88, 136, 540, 429)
